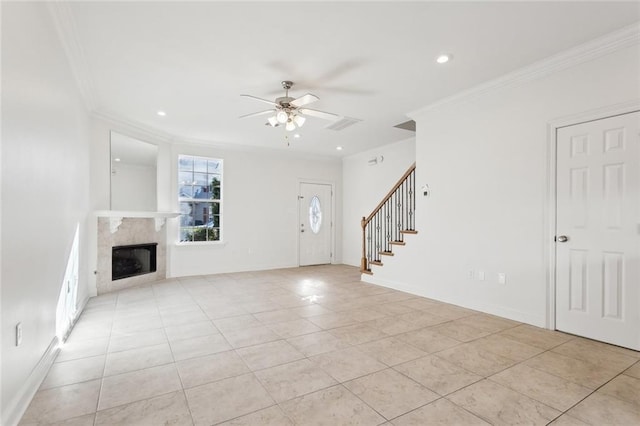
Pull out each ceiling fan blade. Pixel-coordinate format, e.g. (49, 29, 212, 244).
(240, 94, 278, 107)
(299, 108, 341, 121)
(290, 93, 319, 108)
(239, 109, 274, 119)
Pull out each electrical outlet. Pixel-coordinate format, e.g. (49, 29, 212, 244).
(16, 322, 23, 346)
(498, 273, 507, 285)
(477, 270, 485, 281)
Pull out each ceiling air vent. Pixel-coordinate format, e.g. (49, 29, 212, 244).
(394, 120, 416, 132)
(325, 117, 362, 131)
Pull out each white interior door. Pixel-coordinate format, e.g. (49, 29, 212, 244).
(555, 111, 640, 350)
(299, 183, 332, 266)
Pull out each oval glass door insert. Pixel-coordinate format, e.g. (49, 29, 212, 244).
(309, 196, 322, 234)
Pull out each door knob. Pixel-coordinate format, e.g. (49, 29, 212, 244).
(556, 235, 569, 243)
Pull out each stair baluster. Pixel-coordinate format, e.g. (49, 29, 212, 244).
(361, 163, 417, 274)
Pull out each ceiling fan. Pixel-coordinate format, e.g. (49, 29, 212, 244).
(240, 81, 341, 131)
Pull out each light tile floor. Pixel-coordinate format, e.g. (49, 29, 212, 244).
(20, 265, 640, 425)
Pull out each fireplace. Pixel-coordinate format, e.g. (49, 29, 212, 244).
(112, 243, 157, 281)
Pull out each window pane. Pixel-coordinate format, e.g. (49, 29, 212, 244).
(193, 185, 210, 199)
(194, 158, 208, 173)
(179, 185, 194, 198)
(209, 175, 221, 197)
(180, 228, 193, 242)
(179, 171, 193, 185)
(207, 228, 220, 241)
(193, 172, 208, 186)
(178, 156, 193, 171)
(191, 202, 212, 225)
(193, 228, 207, 241)
(208, 160, 221, 172)
(211, 202, 220, 215)
(180, 202, 194, 226)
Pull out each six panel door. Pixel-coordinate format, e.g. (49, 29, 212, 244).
(555, 111, 640, 350)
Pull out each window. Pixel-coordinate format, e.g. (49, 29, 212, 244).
(178, 155, 222, 242)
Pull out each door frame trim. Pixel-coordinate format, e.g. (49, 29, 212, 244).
(545, 100, 640, 330)
(297, 179, 336, 267)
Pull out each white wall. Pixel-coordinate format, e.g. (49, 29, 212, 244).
(1, 2, 91, 424)
(366, 43, 640, 327)
(342, 138, 416, 266)
(88, 118, 343, 278)
(168, 144, 343, 277)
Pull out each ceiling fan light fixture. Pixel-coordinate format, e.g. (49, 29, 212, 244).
(276, 110, 289, 124)
(293, 115, 306, 127)
(285, 120, 296, 131)
(267, 116, 278, 127)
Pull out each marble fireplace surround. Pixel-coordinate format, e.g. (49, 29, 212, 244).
(95, 211, 178, 294)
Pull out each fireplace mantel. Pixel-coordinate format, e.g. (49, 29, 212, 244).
(94, 211, 180, 233)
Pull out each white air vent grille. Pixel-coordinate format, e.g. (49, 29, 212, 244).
(325, 117, 362, 131)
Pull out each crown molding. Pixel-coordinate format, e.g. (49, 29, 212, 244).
(408, 22, 640, 119)
(47, 1, 98, 111)
(91, 110, 340, 162)
(91, 110, 176, 143)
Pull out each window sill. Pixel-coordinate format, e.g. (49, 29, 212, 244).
(174, 241, 227, 247)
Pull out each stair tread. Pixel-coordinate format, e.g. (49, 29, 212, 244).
(370, 260, 383, 266)
(390, 241, 405, 245)
(362, 269, 373, 275)
(379, 251, 394, 256)
(400, 230, 418, 234)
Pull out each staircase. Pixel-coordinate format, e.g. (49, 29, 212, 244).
(361, 163, 417, 274)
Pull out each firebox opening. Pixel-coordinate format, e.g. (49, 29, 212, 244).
(112, 243, 157, 281)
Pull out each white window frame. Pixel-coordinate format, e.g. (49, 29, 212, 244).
(177, 154, 223, 243)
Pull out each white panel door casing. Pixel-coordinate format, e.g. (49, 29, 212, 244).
(556, 111, 640, 350)
(299, 183, 332, 266)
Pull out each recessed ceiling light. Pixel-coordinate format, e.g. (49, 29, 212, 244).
(114, 158, 121, 162)
(436, 54, 452, 64)
(336, 146, 343, 151)
(157, 111, 166, 116)
(294, 133, 301, 138)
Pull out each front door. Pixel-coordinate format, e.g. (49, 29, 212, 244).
(299, 182, 332, 266)
(555, 111, 640, 350)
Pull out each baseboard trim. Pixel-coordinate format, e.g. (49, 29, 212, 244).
(362, 274, 545, 328)
(2, 337, 61, 426)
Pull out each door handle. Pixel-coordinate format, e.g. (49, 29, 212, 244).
(556, 235, 569, 243)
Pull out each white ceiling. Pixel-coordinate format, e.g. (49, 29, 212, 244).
(59, 1, 639, 157)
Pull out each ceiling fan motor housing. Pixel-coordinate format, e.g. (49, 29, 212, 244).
(275, 97, 295, 109)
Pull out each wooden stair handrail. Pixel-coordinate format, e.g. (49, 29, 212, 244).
(363, 163, 416, 226)
(360, 162, 416, 273)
